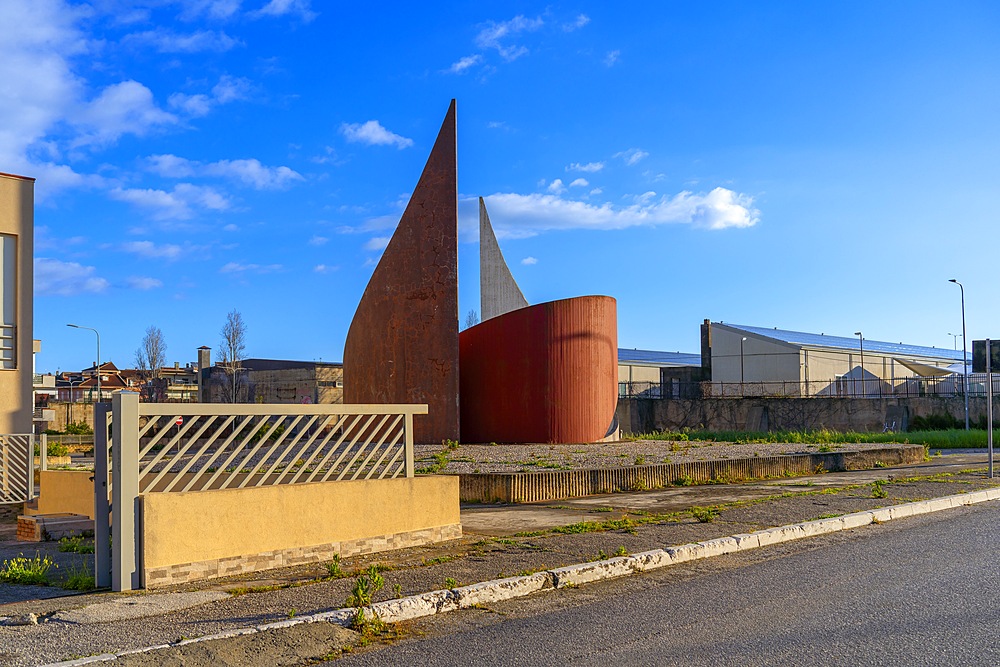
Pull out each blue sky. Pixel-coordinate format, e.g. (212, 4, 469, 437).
(9, 1, 1000, 374)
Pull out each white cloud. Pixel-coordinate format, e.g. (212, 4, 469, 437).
(168, 75, 252, 118)
(178, 1, 243, 21)
(521, 256, 538, 265)
(110, 183, 231, 220)
(73, 80, 177, 148)
(546, 179, 566, 195)
(35, 257, 109, 296)
(123, 29, 242, 53)
(364, 236, 391, 251)
(223, 224, 239, 232)
(340, 120, 413, 149)
(475, 15, 544, 61)
(308, 236, 328, 246)
(205, 159, 302, 189)
(120, 241, 183, 259)
(146, 154, 303, 189)
(567, 161, 604, 173)
(564, 15, 590, 31)
(126, 276, 163, 290)
(146, 154, 196, 178)
(487, 121, 509, 130)
(314, 264, 337, 273)
(252, 0, 317, 22)
(447, 55, 482, 74)
(604, 50, 620, 66)
(615, 148, 648, 165)
(569, 178, 589, 188)
(220, 261, 283, 273)
(466, 187, 759, 239)
(589, 187, 603, 196)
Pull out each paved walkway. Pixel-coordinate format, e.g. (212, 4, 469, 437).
(461, 451, 989, 535)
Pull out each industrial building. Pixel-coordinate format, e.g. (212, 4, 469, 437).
(703, 321, 964, 397)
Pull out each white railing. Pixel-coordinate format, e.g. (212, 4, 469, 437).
(0, 434, 34, 504)
(99, 392, 428, 591)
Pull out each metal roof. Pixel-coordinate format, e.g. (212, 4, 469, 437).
(721, 323, 964, 362)
(618, 348, 701, 367)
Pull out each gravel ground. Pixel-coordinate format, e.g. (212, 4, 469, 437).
(415, 440, 907, 473)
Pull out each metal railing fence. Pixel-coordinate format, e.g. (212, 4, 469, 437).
(100, 392, 428, 591)
(619, 374, 1000, 400)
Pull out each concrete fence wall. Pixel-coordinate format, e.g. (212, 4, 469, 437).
(617, 396, 1000, 433)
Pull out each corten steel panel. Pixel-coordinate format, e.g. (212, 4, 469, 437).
(343, 101, 459, 444)
(460, 296, 618, 444)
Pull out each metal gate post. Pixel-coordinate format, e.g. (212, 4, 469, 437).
(111, 392, 140, 591)
(94, 402, 112, 589)
(405, 412, 414, 478)
(27, 435, 35, 501)
(39, 433, 47, 472)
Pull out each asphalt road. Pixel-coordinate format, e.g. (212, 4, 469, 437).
(337, 502, 1000, 666)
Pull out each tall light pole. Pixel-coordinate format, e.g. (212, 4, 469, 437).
(855, 332, 864, 396)
(948, 332, 959, 351)
(948, 279, 970, 430)
(67, 324, 101, 403)
(740, 336, 748, 388)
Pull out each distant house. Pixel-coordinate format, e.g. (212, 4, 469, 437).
(703, 321, 963, 397)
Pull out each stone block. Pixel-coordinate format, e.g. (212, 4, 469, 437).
(840, 512, 874, 530)
(732, 533, 761, 550)
(696, 537, 739, 557)
(551, 557, 637, 588)
(455, 572, 552, 608)
(629, 549, 673, 571)
(371, 589, 458, 623)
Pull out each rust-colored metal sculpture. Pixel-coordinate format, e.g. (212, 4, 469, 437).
(460, 296, 618, 443)
(343, 101, 459, 444)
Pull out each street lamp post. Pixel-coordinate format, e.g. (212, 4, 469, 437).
(67, 324, 101, 403)
(948, 333, 959, 351)
(740, 336, 748, 391)
(855, 332, 864, 396)
(948, 279, 970, 430)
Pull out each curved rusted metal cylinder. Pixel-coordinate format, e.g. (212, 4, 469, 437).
(459, 295, 618, 444)
(343, 101, 459, 444)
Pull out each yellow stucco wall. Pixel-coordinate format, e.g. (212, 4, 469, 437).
(142, 475, 460, 570)
(25, 470, 95, 519)
(0, 173, 33, 433)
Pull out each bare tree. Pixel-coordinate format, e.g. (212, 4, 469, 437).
(464, 309, 480, 330)
(219, 309, 247, 403)
(134, 325, 166, 401)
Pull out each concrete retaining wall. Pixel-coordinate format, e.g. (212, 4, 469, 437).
(617, 395, 999, 433)
(459, 445, 924, 503)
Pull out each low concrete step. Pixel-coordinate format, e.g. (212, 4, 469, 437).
(16, 513, 93, 542)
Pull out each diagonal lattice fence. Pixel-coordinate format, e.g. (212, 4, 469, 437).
(135, 406, 418, 493)
(0, 434, 33, 504)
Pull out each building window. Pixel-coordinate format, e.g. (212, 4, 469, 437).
(0, 234, 15, 369)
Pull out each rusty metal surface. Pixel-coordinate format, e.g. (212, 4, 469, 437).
(460, 296, 618, 444)
(343, 100, 459, 444)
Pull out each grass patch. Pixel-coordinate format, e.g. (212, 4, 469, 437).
(62, 561, 96, 591)
(58, 535, 94, 554)
(631, 428, 998, 449)
(0, 553, 54, 585)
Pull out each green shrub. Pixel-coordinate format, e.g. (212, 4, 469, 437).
(62, 562, 95, 591)
(58, 536, 94, 554)
(64, 421, 93, 435)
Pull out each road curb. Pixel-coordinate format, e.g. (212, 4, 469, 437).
(41, 487, 1000, 666)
